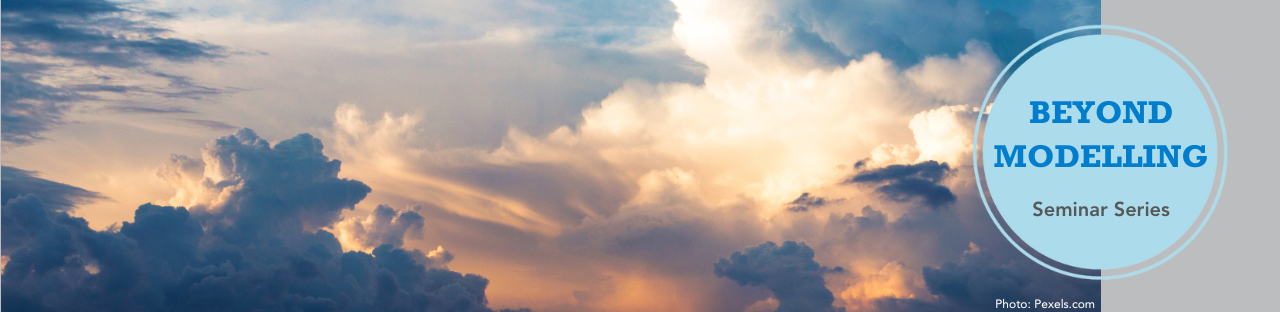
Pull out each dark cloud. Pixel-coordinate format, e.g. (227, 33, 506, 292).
(847, 161, 950, 184)
(1, 128, 523, 312)
(181, 128, 373, 242)
(794, 199, 1099, 312)
(2, 0, 123, 19)
(1, 0, 230, 147)
(715, 241, 845, 312)
(1, 62, 81, 145)
(803, 203, 977, 275)
(786, 192, 842, 212)
(1, 0, 224, 67)
(2, 166, 107, 212)
(845, 161, 957, 208)
(872, 246, 1100, 312)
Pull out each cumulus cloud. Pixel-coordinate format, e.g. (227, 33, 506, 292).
(329, 16, 1002, 230)
(336, 204, 427, 251)
(1, 0, 230, 147)
(307, 1, 1099, 310)
(837, 261, 928, 311)
(1, 129, 521, 312)
(861, 104, 979, 168)
(905, 105, 978, 165)
(160, 128, 373, 237)
(714, 241, 845, 312)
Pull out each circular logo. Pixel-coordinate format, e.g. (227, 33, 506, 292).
(974, 26, 1227, 279)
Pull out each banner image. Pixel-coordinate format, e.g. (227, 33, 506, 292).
(3, 0, 1271, 311)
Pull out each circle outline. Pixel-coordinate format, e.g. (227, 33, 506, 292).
(972, 25, 1228, 280)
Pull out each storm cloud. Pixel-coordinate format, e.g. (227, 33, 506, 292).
(715, 241, 845, 312)
(1, 129, 522, 312)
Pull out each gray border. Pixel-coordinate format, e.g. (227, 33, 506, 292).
(1096, 28, 1226, 277)
(1103, 0, 1280, 310)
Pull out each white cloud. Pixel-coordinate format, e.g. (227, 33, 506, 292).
(329, 0, 998, 223)
(838, 261, 931, 311)
(319, 2, 1000, 310)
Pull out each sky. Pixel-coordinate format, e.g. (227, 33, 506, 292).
(2, 0, 1103, 311)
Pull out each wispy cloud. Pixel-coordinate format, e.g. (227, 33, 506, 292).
(1, 165, 107, 211)
(1, 0, 230, 147)
(179, 118, 236, 130)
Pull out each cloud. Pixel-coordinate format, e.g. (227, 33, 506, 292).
(765, 0, 1099, 67)
(336, 204, 427, 251)
(1, 129, 523, 312)
(0, 62, 80, 145)
(1, 166, 107, 212)
(837, 261, 928, 311)
(306, 1, 1098, 310)
(904, 105, 977, 165)
(327, 25, 1002, 230)
(1, 0, 230, 147)
(714, 241, 845, 312)
(180, 118, 239, 130)
(845, 161, 957, 208)
(2, 0, 224, 67)
(105, 106, 197, 114)
(871, 243, 1101, 312)
(559, 168, 767, 276)
(160, 128, 373, 237)
(0, 1, 1102, 311)
(786, 192, 842, 212)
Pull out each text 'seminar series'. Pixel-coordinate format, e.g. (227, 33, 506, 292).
(975, 26, 1227, 277)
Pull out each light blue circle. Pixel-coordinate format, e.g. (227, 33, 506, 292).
(973, 26, 1228, 280)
